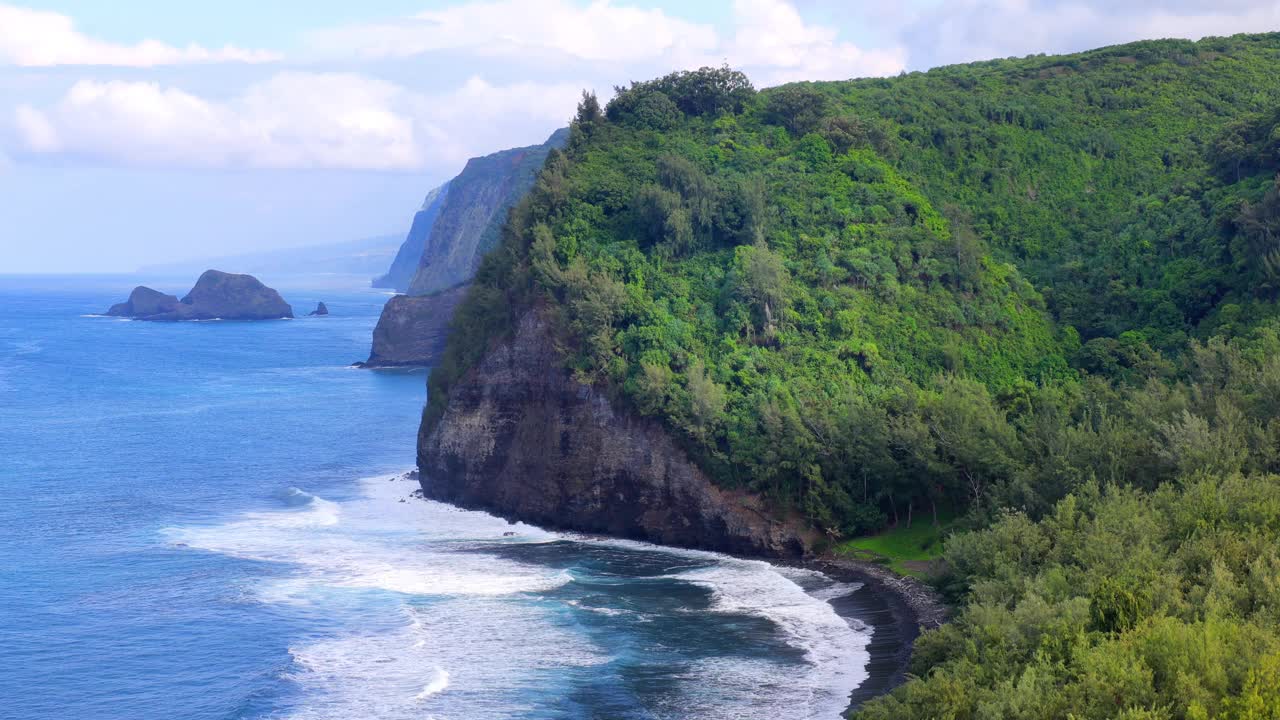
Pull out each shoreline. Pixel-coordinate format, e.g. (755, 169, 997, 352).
(799, 557, 948, 711)
(405, 471, 949, 712)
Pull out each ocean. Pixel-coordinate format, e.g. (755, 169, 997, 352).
(0, 274, 873, 720)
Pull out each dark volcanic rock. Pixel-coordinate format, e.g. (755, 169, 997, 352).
(106, 286, 180, 317)
(104, 270, 292, 321)
(418, 308, 818, 557)
(358, 286, 468, 367)
(173, 270, 292, 320)
(308, 302, 329, 316)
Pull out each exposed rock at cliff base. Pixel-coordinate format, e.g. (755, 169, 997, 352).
(104, 270, 292, 321)
(357, 286, 468, 367)
(418, 308, 818, 557)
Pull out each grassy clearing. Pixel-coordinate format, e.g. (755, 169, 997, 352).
(835, 510, 954, 577)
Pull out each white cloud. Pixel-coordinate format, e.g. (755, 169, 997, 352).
(11, 73, 579, 172)
(726, 0, 906, 83)
(418, 76, 584, 167)
(307, 0, 905, 85)
(308, 0, 719, 64)
(899, 0, 1280, 69)
(0, 3, 279, 67)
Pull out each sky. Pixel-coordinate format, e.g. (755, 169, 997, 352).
(2, 1, 1278, 273)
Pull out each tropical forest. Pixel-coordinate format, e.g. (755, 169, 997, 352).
(425, 33, 1280, 718)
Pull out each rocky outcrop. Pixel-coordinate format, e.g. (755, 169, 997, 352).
(407, 129, 568, 296)
(107, 286, 181, 318)
(308, 302, 329, 316)
(372, 182, 450, 292)
(105, 270, 292, 321)
(418, 308, 819, 557)
(358, 286, 469, 367)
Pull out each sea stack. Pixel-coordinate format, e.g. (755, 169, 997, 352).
(104, 270, 293, 321)
(308, 302, 329, 316)
(107, 286, 181, 318)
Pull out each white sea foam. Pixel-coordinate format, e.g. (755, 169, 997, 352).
(415, 668, 450, 700)
(281, 591, 607, 719)
(552, 534, 874, 717)
(672, 560, 872, 718)
(168, 474, 872, 719)
(166, 476, 562, 601)
(79, 313, 131, 322)
(167, 475, 598, 719)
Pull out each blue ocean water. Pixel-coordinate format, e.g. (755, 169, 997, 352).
(0, 274, 872, 720)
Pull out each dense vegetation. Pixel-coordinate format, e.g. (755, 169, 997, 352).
(835, 37, 1280, 353)
(424, 33, 1280, 716)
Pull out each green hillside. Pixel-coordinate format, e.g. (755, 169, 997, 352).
(427, 68, 1073, 536)
(835, 34, 1280, 354)
(426, 34, 1280, 717)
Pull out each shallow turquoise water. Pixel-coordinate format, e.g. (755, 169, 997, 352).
(0, 274, 871, 720)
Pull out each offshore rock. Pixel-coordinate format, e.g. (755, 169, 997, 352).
(107, 286, 181, 318)
(418, 309, 818, 557)
(105, 270, 293, 321)
(308, 302, 329, 316)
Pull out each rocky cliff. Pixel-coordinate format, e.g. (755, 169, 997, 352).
(106, 270, 292, 321)
(372, 182, 450, 292)
(407, 129, 567, 296)
(359, 286, 468, 367)
(417, 308, 818, 557)
(362, 130, 567, 366)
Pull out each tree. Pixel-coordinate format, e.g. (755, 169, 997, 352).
(725, 242, 789, 336)
(685, 358, 726, 442)
(763, 84, 830, 135)
(575, 90, 602, 125)
(607, 65, 755, 121)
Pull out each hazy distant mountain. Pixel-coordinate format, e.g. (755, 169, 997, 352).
(138, 235, 403, 277)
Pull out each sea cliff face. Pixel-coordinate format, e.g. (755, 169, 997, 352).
(407, 129, 568, 296)
(364, 130, 567, 366)
(360, 287, 468, 367)
(372, 182, 450, 292)
(417, 308, 818, 557)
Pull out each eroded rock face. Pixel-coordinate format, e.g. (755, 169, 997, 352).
(104, 270, 292, 321)
(418, 309, 817, 557)
(359, 286, 468, 367)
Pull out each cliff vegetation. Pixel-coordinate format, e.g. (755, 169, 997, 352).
(425, 33, 1280, 717)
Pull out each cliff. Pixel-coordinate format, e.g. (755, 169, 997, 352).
(361, 130, 567, 366)
(106, 270, 292, 321)
(407, 129, 567, 296)
(359, 286, 468, 367)
(418, 308, 818, 557)
(372, 182, 450, 292)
